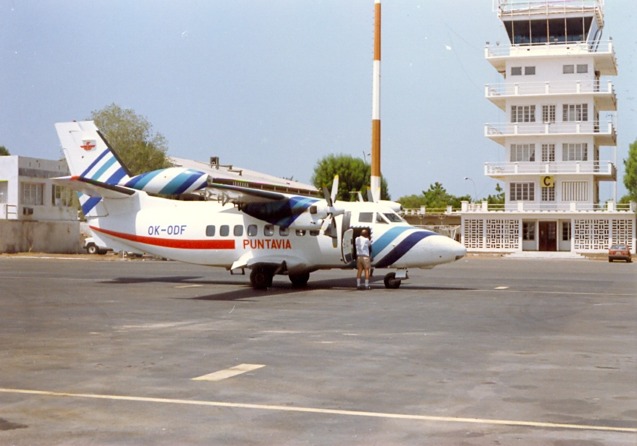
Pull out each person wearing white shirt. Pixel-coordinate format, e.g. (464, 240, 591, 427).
(355, 229, 372, 289)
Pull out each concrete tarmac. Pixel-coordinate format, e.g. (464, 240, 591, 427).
(0, 255, 635, 445)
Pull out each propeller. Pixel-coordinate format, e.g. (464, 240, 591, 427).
(321, 175, 342, 239)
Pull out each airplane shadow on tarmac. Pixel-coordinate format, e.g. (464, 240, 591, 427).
(101, 275, 475, 302)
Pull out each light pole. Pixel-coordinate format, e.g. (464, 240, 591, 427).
(464, 177, 477, 202)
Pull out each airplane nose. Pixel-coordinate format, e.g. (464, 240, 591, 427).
(449, 237, 467, 260)
(423, 235, 466, 264)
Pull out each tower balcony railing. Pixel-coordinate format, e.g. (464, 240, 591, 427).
(485, 40, 617, 75)
(484, 160, 616, 178)
(496, 0, 603, 14)
(484, 120, 616, 145)
(485, 39, 613, 58)
(485, 80, 616, 110)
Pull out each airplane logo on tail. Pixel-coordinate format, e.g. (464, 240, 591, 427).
(80, 140, 96, 151)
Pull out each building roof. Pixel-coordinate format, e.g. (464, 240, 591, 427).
(169, 156, 320, 197)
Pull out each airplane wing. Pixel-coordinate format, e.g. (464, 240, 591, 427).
(207, 182, 322, 228)
(206, 182, 289, 204)
(52, 175, 136, 199)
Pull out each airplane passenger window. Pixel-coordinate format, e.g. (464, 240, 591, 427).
(264, 224, 274, 236)
(359, 212, 373, 223)
(234, 225, 243, 236)
(247, 224, 258, 236)
(309, 230, 319, 236)
(295, 229, 306, 236)
(279, 227, 289, 236)
(220, 225, 230, 236)
(205, 225, 215, 236)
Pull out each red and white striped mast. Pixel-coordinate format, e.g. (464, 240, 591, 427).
(370, 0, 382, 202)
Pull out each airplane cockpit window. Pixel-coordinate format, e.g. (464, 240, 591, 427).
(376, 213, 387, 224)
(205, 225, 215, 236)
(358, 212, 374, 223)
(234, 225, 243, 236)
(383, 212, 405, 223)
(220, 225, 230, 236)
(247, 224, 258, 236)
(264, 224, 275, 236)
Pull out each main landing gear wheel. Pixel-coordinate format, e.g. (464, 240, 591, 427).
(383, 272, 402, 289)
(289, 272, 310, 288)
(250, 266, 274, 290)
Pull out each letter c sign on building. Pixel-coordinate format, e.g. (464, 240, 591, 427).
(541, 176, 554, 188)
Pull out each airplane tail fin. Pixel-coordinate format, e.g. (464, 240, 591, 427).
(55, 121, 133, 186)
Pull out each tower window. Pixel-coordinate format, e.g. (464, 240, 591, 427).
(562, 104, 588, 122)
(511, 105, 536, 123)
(541, 186, 555, 202)
(523, 222, 535, 241)
(542, 105, 556, 123)
(562, 143, 588, 161)
(511, 144, 536, 162)
(542, 144, 556, 162)
(511, 183, 535, 201)
(562, 222, 572, 241)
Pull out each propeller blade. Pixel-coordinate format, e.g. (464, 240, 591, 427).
(321, 175, 341, 239)
(322, 185, 332, 207)
(322, 216, 338, 239)
(330, 175, 339, 205)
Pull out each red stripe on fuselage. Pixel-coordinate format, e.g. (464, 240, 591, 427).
(91, 226, 235, 250)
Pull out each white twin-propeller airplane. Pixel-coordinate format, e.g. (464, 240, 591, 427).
(54, 120, 466, 289)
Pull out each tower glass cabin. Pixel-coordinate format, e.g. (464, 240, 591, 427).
(460, 0, 635, 254)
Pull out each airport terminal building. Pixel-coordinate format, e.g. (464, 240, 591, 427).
(460, 0, 635, 254)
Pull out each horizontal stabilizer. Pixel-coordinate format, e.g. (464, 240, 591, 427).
(52, 176, 135, 199)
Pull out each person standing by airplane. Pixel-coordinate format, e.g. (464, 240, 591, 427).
(355, 229, 372, 290)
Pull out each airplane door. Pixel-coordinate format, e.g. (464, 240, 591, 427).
(342, 228, 354, 264)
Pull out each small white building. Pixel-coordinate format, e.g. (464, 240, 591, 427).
(0, 155, 79, 252)
(0, 156, 75, 221)
(461, 0, 635, 254)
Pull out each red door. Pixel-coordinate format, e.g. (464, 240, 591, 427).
(539, 222, 557, 251)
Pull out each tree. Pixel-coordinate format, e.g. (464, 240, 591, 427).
(484, 183, 505, 205)
(311, 154, 389, 201)
(622, 138, 637, 203)
(397, 182, 470, 210)
(0, 146, 9, 156)
(90, 104, 171, 175)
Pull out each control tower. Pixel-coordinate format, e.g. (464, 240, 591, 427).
(461, 0, 635, 254)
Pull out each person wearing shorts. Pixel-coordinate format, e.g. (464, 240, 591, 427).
(355, 229, 371, 289)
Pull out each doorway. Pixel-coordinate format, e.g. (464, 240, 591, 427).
(539, 221, 557, 251)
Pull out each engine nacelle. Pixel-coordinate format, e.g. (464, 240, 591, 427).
(123, 167, 208, 195)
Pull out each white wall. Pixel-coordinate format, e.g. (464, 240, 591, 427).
(0, 220, 81, 253)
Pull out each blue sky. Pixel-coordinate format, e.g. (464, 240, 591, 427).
(1, 0, 635, 200)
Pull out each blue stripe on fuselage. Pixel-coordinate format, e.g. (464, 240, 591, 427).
(373, 230, 435, 268)
(371, 226, 411, 257)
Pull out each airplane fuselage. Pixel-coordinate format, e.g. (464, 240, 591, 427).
(88, 192, 464, 277)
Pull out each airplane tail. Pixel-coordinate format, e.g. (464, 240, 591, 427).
(55, 120, 209, 198)
(55, 121, 133, 185)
